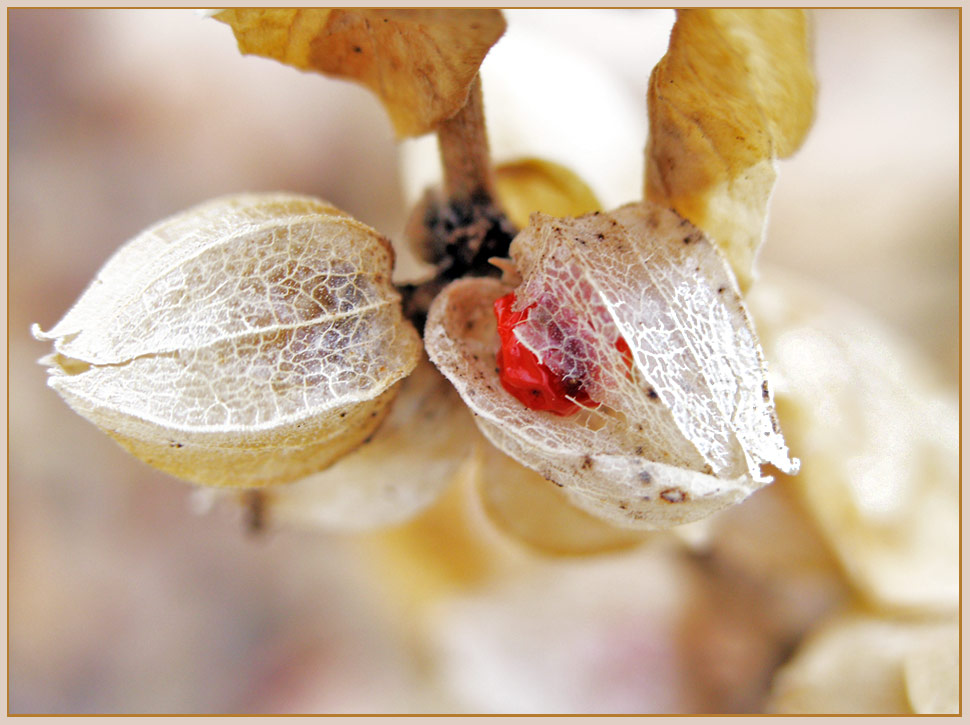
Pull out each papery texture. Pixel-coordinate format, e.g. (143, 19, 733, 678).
(645, 9, 816, 287)
(425, 201, 797, 529)
(33, 193, 421, 487)
(215, 8, 505, 138)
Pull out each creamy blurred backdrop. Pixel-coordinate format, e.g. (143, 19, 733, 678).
(8, 9, 959, 714)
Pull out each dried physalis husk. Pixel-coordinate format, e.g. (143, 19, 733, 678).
(214, 9, 506, 138)
(645, 9, 816, 288)
(425, 200, 798, 530)
(464, 160, 649, 553)
(32, 193, 421, 488)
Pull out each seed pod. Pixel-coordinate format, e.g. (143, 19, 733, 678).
(425, 199, 798, 529)
(32, 193, 421, 488)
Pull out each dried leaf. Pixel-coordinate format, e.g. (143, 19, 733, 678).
(33, 193, 421, 488)
(214, 8, 506, 138)
(645, 9, 816, 287)
(425, 200, 797, 529)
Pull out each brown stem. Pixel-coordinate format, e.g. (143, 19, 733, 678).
(242, 489, 266, 536)
(436, 74, 495, 203)
(398, 71, 514, 321)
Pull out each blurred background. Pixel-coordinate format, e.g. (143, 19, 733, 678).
(8, 9, 959, 714)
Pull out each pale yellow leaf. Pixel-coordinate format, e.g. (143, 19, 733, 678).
(493, 158, 602, 230)
(214, 8, 506, 138)
(645, 9, 816, 287)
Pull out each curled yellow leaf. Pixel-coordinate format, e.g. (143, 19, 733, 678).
(493, 158, 602, 230)
(214, 8, 506, 138)
(645, 9, 816, 287)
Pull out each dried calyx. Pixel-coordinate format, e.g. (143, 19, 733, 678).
(33, 193, 421, 488)
(417, 8, 814, 530)
(425, 200, 799, 530)
(645, 9, 815, 289)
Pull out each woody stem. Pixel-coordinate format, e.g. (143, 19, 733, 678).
(397, 73, 515, 331)
(436, 74, 496, 204)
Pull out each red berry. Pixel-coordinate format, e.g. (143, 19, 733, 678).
(493, 292, 632, 416)
(615, 335, 633, 369)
